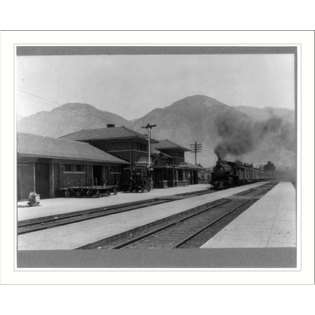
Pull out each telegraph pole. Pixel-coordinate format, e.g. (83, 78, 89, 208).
(190, 141, 202, 165)
(142, 123, 157, 190)
(142, 123, 157, 169)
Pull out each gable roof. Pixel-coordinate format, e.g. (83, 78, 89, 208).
(60, 126, 158, 143)
(152, 139, 191, 152)
(176, 162, 203, 169)
(17, 133, 128, 164)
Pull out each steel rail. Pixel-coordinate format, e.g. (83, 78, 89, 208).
(18, 188, 213, 235)
(112, 199, 231, 249)
(173, 199, 255, 248)
(89, 182, 276, 250)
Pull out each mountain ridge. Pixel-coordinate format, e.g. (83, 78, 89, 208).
(18, 102, 130, 138)
(17, 95, 295, 169)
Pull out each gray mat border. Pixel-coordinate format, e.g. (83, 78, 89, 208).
(16, 46, 297, 55)
(17, 248, 297, 269)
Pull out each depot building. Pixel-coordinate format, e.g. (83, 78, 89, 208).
(61, 125, 205, 188)
(17, 132, 128, 200)
(17, 125, 208, 200)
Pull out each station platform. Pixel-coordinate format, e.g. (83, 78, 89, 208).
(18, 181, 268, 250)
(18, 184, 210, 221)
(201, 182, 296, 248)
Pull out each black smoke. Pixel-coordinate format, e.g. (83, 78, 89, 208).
(214, 112, 293, 160)
(214, 114, 254, 159)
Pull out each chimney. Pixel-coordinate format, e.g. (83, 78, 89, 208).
(107, 124, 115, 128)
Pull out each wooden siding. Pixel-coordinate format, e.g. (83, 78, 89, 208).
(17, 156, 123, 200)
(17, 162, 35, 200)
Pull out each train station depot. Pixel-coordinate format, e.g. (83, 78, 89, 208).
(17, 125, 209, 201)
(17, 132, 129, 200)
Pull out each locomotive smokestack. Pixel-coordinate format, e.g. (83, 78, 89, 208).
(214, 146, 223, 161)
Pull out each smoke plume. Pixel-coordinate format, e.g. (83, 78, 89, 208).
(214, 112, 295, 161)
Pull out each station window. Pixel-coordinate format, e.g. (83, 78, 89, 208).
(64, 164, 72, 172)
(75, 165, 84, 172)
(136, 143, 147, 151)
(64, 164, 85, 173)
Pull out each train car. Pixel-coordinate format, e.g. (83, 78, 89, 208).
(210, 158, 272, 189)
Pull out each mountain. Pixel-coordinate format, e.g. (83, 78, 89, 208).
(132, 95, 248, 166)
(17, 103, 130, 138)
(17, 96, 296, 170)
(132, 95, 296, 169)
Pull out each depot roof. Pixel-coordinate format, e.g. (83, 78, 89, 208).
(152, 139, 191, 152)
(176, 162, 203, 169)
(17, 133, 129, 164)
(60, 126, 158, 143)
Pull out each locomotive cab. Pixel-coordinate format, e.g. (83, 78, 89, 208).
(210, 159, 237, 189)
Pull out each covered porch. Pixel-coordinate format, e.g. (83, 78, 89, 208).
(153, 163, 202, 188)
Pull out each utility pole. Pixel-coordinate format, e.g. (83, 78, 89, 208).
(142, 123, 157, 169)
(190, 141, 202, 165)
(142, 123, 157, 190)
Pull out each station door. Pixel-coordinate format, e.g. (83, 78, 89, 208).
(17, 163, 35, 200)
(35, 163, 50, 198)
(93, 165, 103, 185)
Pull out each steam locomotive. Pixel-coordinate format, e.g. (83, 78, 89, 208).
(210, 158, 274, 189)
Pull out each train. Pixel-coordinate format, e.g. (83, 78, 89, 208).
(210, 158, 275, 189)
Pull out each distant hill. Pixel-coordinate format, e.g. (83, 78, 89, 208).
(132, 95, 249, 166)
(132, 95, 296, 169)
(17, 103, 130, 138)
(17, 96, 296, 170)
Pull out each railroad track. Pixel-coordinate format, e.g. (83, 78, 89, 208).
(17, 188, 214, 235)
(78, 182, 277, 249)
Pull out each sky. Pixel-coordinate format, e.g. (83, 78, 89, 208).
(16, 53, 295, 119)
